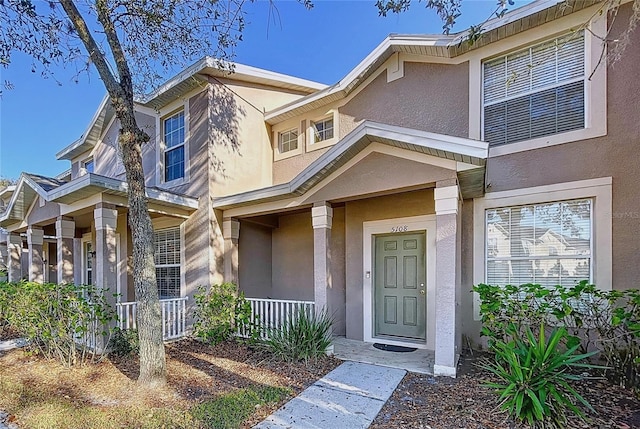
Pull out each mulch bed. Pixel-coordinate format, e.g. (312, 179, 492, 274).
(110, 338, 341, 427)
(371, 351, 640, 429)
(0, 334, 341, 429)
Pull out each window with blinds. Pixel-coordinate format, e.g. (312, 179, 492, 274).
(154, 227, 181, 298)
(486, 199, 592, 287)
(483, 32, 585, 146)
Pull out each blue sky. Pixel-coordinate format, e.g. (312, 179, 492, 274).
(0, 0, 530, 180)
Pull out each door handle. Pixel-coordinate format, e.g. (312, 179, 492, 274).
(420, 283, 425, 295)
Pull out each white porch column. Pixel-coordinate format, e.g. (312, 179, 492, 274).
(434, 182, 461, 377)
(7, 233, 23, 282)
(223, 219, 240, 285)
(27, 226, 44, 283)
(94, 205, 118, 300)
(312, 202, 333, 315)
(56, 218, 75, 285)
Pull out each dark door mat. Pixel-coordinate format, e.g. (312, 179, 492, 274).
(373, 343, 417, 353)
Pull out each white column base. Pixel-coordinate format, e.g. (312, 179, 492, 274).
(433, 362, 458, 378)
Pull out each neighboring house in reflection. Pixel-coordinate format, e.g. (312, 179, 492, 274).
(1, 0, 638, 376)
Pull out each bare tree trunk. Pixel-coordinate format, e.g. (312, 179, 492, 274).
(118, 115, 167, 387)
(59, 0, 167, 387)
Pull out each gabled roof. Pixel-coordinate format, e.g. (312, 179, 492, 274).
(0, 172, 198, 227)
(137, 57, 328, 111)
(265, 0, 600, 124)
(56, 96, 114, 161)
(56, 58, 328, 160)
(213, 121, 488, 210)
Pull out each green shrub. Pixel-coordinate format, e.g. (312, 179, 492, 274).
(474, 281, 640, 390)
(108, 328, 139, 357)
(266, 308, 332, 363)
(0, 281, 117, 365)
(483, 324, 599, 427)
(193, 283, 256, 345)
(191, 385, 290, 429)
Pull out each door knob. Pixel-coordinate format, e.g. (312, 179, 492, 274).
(420, 289, 425, 295)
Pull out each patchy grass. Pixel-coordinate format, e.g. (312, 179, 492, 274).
(192, 386, 291, 429)
(0, 338, 340, 429)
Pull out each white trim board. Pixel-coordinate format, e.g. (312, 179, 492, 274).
(362, 215, 437, 350)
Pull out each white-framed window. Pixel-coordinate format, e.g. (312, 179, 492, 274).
(163, 111, 185, 182)
(278, 128, 299, 154)
(83, 158, 95, 174)
(482, 31, 585, 147)
(311, 117, 334, 143)
(153, 227, 181, 299)
(486, 198, 592, 288)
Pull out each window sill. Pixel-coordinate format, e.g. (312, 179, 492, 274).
(274, 147, 302, 162)
(161, 176, 188, 188)
(307, 137, 338, 152)
(488, 126, 607, 157)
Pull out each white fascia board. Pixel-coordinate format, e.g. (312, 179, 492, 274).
(56, 95, 110, 160)
(364, 122, 488, 160)
(449, 0, 564, 46)
(264, 35, 456, 123)
(46, 173, 198, 210)
(229, 62, 328, 91)
(139, 57, 327, 107)
(0, 174, 43, 223)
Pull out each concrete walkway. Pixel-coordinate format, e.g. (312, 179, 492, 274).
(254, 361, 406, 429)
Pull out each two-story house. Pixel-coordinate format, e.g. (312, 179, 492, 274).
(1, 0, 637, 376)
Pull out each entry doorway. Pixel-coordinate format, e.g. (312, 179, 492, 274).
(374, 232, 426, 340)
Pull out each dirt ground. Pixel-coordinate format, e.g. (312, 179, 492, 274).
(0, 334, 340, 429)
(371, 351, 640, 429)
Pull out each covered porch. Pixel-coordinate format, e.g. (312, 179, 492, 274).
(0, 172, 198, 343)
(214, 121, 488, 376)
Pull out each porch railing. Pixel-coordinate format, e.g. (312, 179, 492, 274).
(116, 297, 188, 341)
(238, 298, 315, 340)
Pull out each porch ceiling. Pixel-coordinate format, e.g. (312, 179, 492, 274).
(213, 121, 488, 212)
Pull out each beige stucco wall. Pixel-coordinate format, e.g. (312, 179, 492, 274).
(339, 62, 469, 138)
(307, 152, 456, 204)
(208, 78, 311, 197)
(26, 199, 60, 225)
(271, 211, 314, 301)
(238, 220, 273, 298)
(344, 189, 436, 340)
(271, 61, 469, 185)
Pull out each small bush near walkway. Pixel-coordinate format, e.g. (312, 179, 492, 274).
(266, 309, 333, 363)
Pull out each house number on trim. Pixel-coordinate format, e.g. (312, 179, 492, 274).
(391, 225, 409, 233)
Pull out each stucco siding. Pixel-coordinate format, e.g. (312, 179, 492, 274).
(273, 148, 329, 185)
(484, 7, 640, 291)
(308, 152, 456, 204)
(330, 206, 346, 336)
(26, 199, 60, 225)
(339, 62, 469, 138)
(459, 200, 480, 347)
(344, 189, 436, 340)
(271, 211, 314, 301)
(93, 111, 155, 183)
(238, 221, 273, 298)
